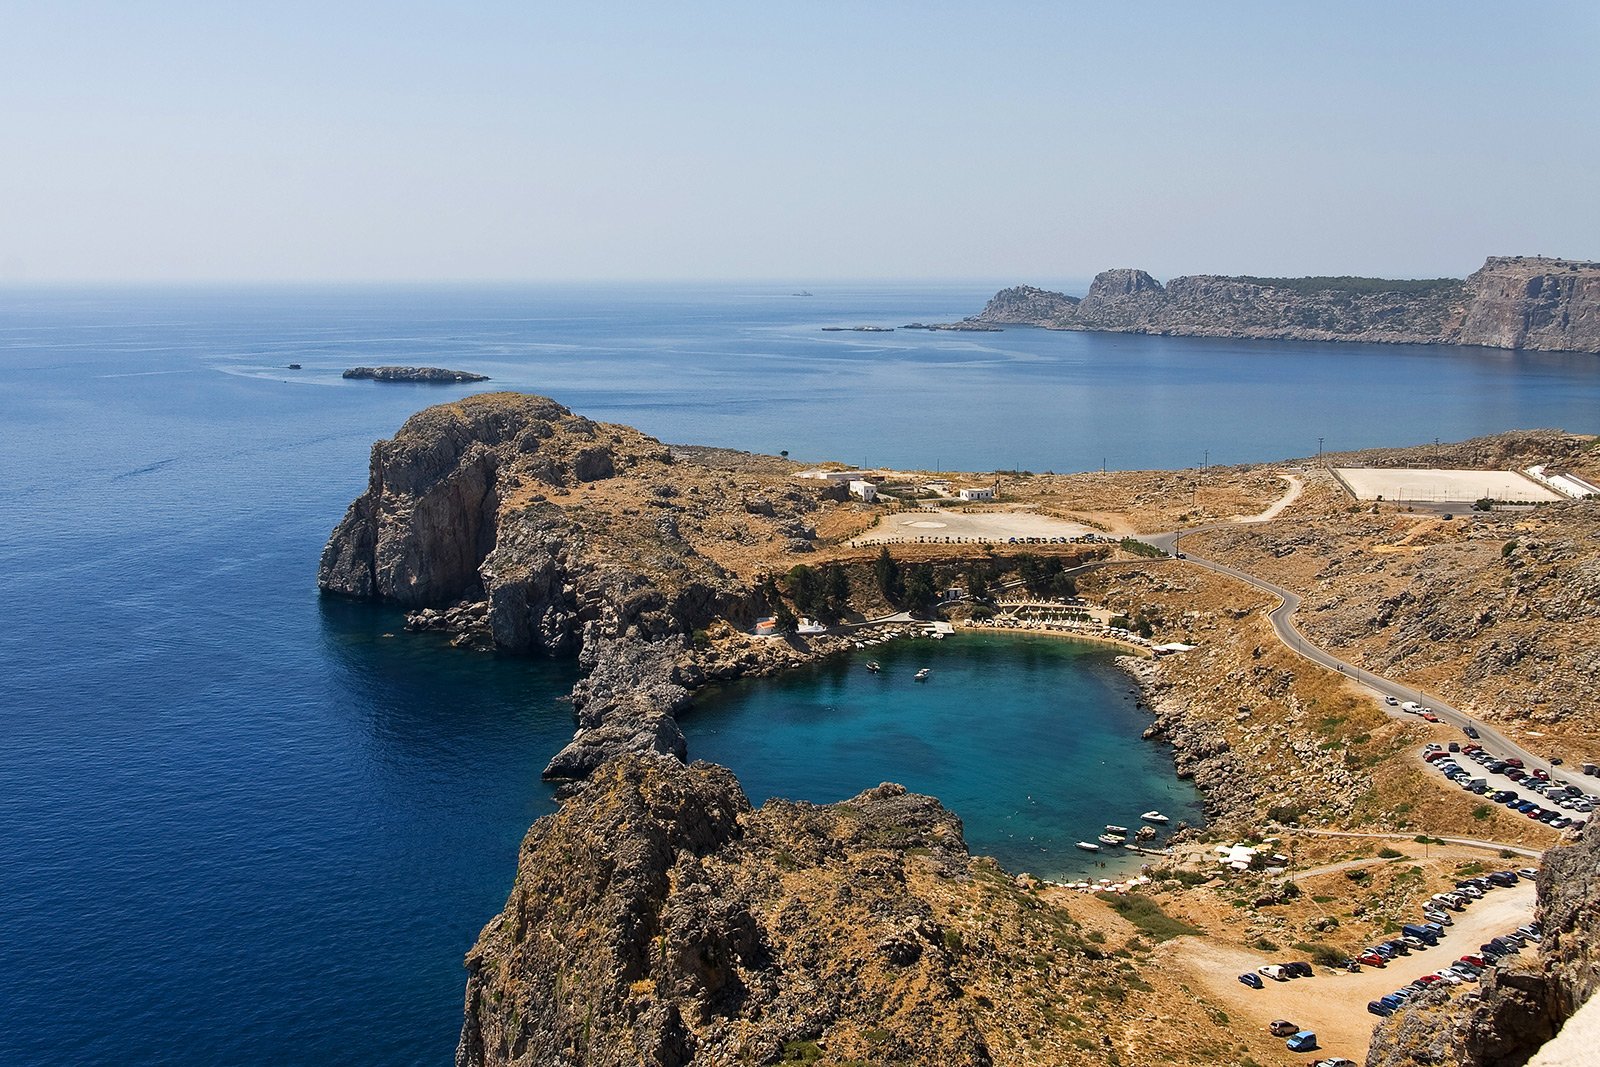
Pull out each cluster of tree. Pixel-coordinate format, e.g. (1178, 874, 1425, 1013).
(1229, 275, 1463, 297)
(873, 547, 938, 614)
(780, 562, 852, 624)
(1013, 553, 1077, 599)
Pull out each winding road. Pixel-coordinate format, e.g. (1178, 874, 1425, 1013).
(1139, 475, 1585, 814)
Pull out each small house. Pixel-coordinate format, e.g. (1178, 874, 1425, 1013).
(958, 486, 995, 501)
(848, 479, 878, 502)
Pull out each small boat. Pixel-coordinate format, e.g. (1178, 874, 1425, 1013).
(1104, 825, 1128, 836)
(1141, 810, 1170, 824)
(1076, 841, 1101, 852)
(914, 668, 930, 681)
(287, 363, 302, 369)
(866, 661, 880, 673)
(1097, 834, 1123, 845)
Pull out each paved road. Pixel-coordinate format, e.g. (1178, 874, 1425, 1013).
(1133, 485, 1596, 822)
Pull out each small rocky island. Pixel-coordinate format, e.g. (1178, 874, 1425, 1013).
(343, 365, 490, 383)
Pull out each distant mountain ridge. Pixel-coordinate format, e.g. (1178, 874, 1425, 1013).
(971, 256, 1600, 353)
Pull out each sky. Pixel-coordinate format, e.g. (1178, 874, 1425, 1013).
(3, 2, 1598, 284)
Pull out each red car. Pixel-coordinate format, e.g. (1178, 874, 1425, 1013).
(1505, 758, 1525, 769)
(1416, 974, 1443, 985)
(1357, 952, 1387, 968)
(1459, 955, 1486, 967)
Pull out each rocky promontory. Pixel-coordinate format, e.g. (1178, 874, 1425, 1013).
(317, 393, 858, 777)
(343, 365, 491, 383)
(969, 256, 1600, 353)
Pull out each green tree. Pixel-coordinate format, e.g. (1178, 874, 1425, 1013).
(821, 563, 851, 621)
(966, 565, 989, 601)
(902, 565, 937, 614)
(786, 564, 821, 615)
(874, 546, 902, 602)
(772, 600, 798, 634)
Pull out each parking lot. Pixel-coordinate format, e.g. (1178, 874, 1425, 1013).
(1172, 879, 1536, 1062)
(1421, 742, 1597, 831)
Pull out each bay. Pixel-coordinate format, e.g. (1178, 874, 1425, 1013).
(2, 283, 1596, 1064)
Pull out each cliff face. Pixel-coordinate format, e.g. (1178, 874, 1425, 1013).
(1457, 257, 1600, 352)
(1365, 827, 1600, 1067)
(973, 256, 1600, 353)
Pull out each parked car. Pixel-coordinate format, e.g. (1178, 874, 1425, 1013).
(1286, 1031, 1319, 1052)
(1270, 1020, 1301, 1037)
(1357, 952, 1387, 968)
(1313, 1059, 1357, 1067)
(1518, 868, 1539, 879)
(1259, 964, 1289, 981)
(1285, 961, 1314, 978)
(1239, 972, 1264, 989)
(1464, 725, 1480, 738)
(1367, 1000, 1393, 1017)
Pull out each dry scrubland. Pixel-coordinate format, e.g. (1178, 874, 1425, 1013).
(323, 397, 1594, 1067)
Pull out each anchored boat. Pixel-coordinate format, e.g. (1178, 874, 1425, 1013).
(1076, 841, 1102, 852)
(1141, 810, 1170, 824)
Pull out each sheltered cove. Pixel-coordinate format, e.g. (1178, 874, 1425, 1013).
(318, 395, 1600, 1067)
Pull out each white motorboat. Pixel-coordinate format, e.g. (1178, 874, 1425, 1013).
(1104, 825, 1128, 836)
(1075, 841, 1101, 852)
(914, 668, 930, 681)
(1141, 810, 1170, 824)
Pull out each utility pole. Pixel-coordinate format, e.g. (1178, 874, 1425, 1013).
(1317, 437, 1324, 468)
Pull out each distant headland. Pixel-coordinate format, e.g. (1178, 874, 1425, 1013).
(963, 255, 1600, 354)
(343, 366, 490, 383)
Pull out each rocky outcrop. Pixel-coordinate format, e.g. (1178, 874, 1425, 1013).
(457, 756, 993, 1067)
(1365, 827, 1600, 1067)
(319, 393, 848, 778)
(457, 753, 1182, 1067)
(971, 256, 1600, 353)
(343, 365, 491, 382)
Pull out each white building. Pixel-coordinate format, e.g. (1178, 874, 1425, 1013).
(957, 485, 995, 501)
(848, 479, 878, 502)
(796, 468, 874, 483)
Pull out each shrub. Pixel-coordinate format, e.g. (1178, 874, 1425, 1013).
(1378, 847, 1404, 859)
(1095, 893, 1202, 942)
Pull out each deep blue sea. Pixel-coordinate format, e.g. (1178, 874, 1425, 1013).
(3, 284, 1598, 1065)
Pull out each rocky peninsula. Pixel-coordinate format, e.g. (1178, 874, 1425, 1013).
(319, 396, 1600, 1066)
(343, 365, 491, 383)
(966, 256, 1600, 353)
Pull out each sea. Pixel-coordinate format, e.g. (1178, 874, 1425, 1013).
(3, 283, 1597, 1065)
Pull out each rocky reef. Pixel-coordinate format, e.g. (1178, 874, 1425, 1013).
(1366, 826, 1600, 1067)
(971, 256, 1600, 353)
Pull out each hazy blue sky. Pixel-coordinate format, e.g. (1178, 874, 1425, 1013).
(4, 2, 1597, 284)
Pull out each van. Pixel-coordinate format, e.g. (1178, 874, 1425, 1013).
(1403, 924, 1439, 945)
(1258, 965, 1288, 982)
(1402, 701, 1423, 713)
(1286, 1031, 1318, 1053)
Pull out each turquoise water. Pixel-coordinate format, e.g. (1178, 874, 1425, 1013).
(684, 633, 1201, 881)
(2, 283, 1597, 1064)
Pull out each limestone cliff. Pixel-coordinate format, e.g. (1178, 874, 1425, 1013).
(1365, 827, 1600, 1067)
(973, 256, 1600, 353)
(1457, 257, 1600, 352)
